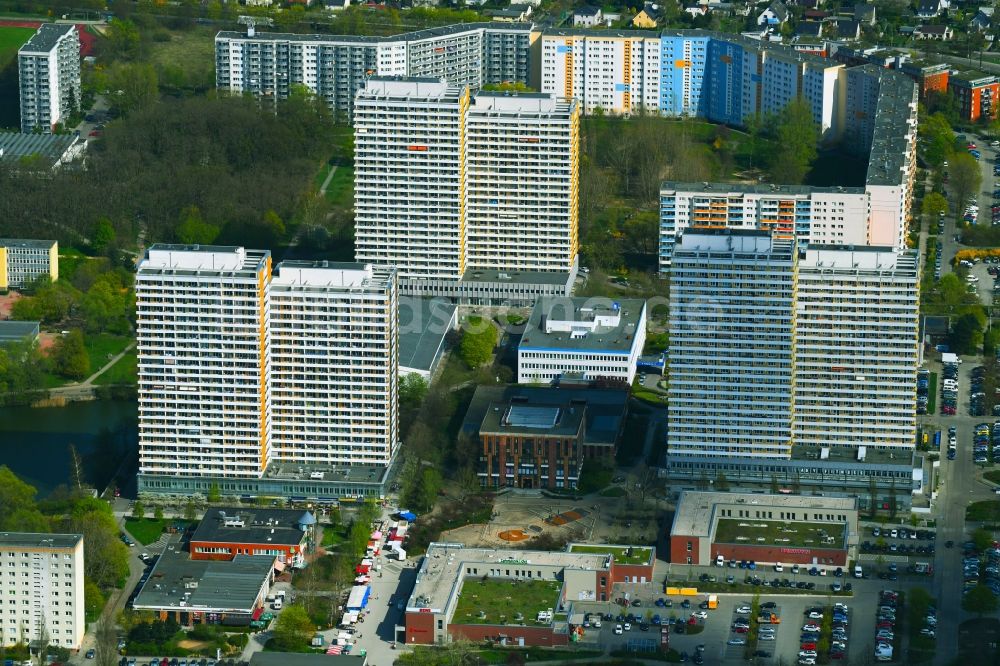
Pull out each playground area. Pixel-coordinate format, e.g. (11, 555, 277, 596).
(441, 491, 661, 549)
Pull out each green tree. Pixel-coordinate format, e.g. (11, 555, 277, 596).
(769, 99, 819, 184)
(951, 152, 982, 213)
(972, 527, 994, 552)
(103, 18, 141, 61)
(92, 218, 117, 254)
(108, 63, 159, 116)
(950, 311, 987, 355)
(132, 500, 144, 520)
(963, 584, 999, 615)
(458, 317, 497, 368)
(399, 373, 429, 407)
(272, 604, 314, 650)
(922, 192, 948, 219)
(207, 483, 221, 503)
(176, 207, 221, 245)
(918, 112, 955, 168)
(83, 578, 106, 623)
(183, 500, 197, 522)
(0, 466, 48, 531)
(153, 506, 164, 521)
(51, 330, 90, 380)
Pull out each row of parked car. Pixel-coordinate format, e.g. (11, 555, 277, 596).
(963, 540, 1000, 598)
(918, 368, 931, 415)
(972, 421, 1000, 465)
(941, 360, 959, 415)
(873, 590, 898, 662)
(971, 365, 990, 418)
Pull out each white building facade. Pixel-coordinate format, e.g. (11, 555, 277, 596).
(466, 92, 580, 273)
(667, 229, 919, 460)
(0, 533, 85, 651)
(517, 297, 647, 384)
(353, 78, 469, 282)
(137, 246, 402, 489)
(668, 230, 797, 459)
(269, 261, 399, 467)
(136, 245, 272, 479)
(795, 247, 919, 452)
(18, 24, 80, 133)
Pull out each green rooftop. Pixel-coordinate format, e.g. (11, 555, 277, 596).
(714, 518, 845, 550)
(452, 579, 562, 626)
(567, 544, 653, 565)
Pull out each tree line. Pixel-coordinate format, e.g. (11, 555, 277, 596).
(0, 93, 337, 255)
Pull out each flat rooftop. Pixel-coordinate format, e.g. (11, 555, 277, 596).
(0, 532, 81, 550)
(0, 132, 80, 165)
(191, 507, 312, 547)
(271, 260, 394, 292)
(791, 443, 914, 466)
(408, 542, 610, 614)
(264, 463, 388, 485)
(462, 385, 628, 446)
(479, 402, 585, 437)
(217, 22, 530, 45)
(399, 298, 456, 373)
(0, 321, 40, 343)
(18, 23, 75, 54)
(462, 268, 573, 286)
(519, 297, 645, 353)
(139, 245, 270, 279)
(452, 578, 562, 626)
(671, 491, 858, 538)
(800, 245, 919, 275)
(133, 541, 274, 613)
(660, 181, 865, 196)
(0, 238, 56, 249)
(714, 518, 846, 550)
(567, 543, 653, 565)
(674, 228, 795, 260)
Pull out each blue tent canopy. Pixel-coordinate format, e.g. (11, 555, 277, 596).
(399, 511, 417, 521)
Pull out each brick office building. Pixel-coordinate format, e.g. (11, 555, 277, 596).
(190, 507, 316, 568)
(669, 491, 858, 568)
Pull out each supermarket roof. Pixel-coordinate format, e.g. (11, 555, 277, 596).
(132, 544, 275, 613)
(0, 131, 81, 166)
(191, 507, 311, 548)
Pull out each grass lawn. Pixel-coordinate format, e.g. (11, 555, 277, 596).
(323, 166, 354, 206)
(715, 518, 845, 549)
(124, 518, 169, 545)
(145, 26, 216, 90)
(452, 579, 561, 626)
(967, 500, 1000, 522)
(599, 486, 627, 497)
(985, 470, 1000, 485)
(321, 524, 348, 549)
(85, 334, 132, 375)
(0, 26, 36, 68)
(569, 544, 652, 565)
(93, 348, 137, 385)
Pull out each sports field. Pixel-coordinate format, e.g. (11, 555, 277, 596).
(0, 26, 35, 67)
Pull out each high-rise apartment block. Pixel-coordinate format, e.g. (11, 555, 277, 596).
(214, 23, 531, 119)
(669, 231, 796, 459)
(136, 246, 398, 498)
(0, 533, 85, 651)
(269, 261, 398, 468)
(466, 92, 579, 273)
(18, 24, 80, 133)
(0, 239, 58, 290)
(354, 78, 469, 281)
(136, 245, 272, 480)
(353, 78, 580, 300)
(666, 229, 919, 502)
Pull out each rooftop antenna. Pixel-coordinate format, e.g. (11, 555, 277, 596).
(238, 15, 273, 38)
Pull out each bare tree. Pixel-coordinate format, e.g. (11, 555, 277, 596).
(34, 616, 48, 666)
(94, 616, 119, 666)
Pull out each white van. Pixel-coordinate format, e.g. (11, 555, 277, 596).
(854, 564, 863, 579)
(716, 555, 725, 567)
(272, 598, 283, 610)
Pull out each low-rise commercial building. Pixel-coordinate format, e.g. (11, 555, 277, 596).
(668, 491, 858, 567)
(0, 239, 58, 290)
(404, 542, 654, 645)
(189, 507, 316, 568)
(0, 533, 85, 650)
(132, 541, 275, 627)
(517, 297, 647, 384)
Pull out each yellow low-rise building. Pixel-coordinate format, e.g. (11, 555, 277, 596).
(0, 238, 57, 290)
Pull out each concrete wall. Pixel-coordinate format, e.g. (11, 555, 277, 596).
(711, 543, 848, 567)
(449, 623, 569, 646)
